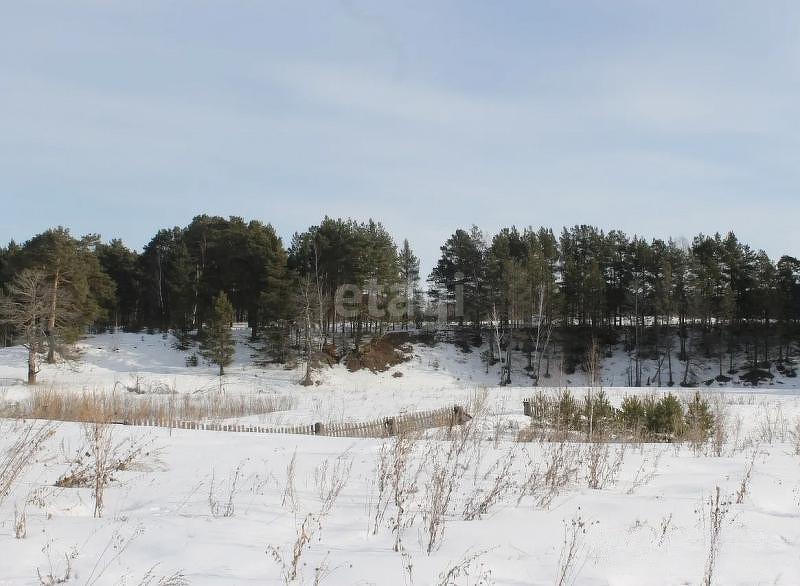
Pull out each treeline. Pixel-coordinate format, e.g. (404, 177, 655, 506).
(1, 216, 799, 381)
(429, 225, 800, 385)
(0, 216, 422, 362)
(430, 225, 800, 329)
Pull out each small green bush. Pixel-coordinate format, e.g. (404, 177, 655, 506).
(685, 391, 714, 439)
(556, 389, 580, 429)
(584, 390, 615, 433)
(646, 393, 685, 436)
(620, 395, 646, 431)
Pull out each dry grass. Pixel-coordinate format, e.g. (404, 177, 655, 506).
(462, 444, 518, 521)
(36, 541, 75, 586)
(83, 526, 145, 586)
(735, 449, 758, 504)
(437, 548, 493, 585)
(208, 463, 243, 518)
(585, 440, 626, 490)
(422, 395, 486, 554)
(0, 420, 56, 508)
(268, 449, 352, 585)
(54, 422, 159, 518)
(657, 514, 674, 547)
(7, 387, 294, 424)
(556, 510, 595, 586)
(709, 396, 729, 457)
(314, 453, 352, 518)
(136, 567, 189, 586)
(55, 426, 159, 498)
(267, 513, 319, 584)
(755, 403, 789, 444)
(700, 486, 732, 586)
(281, 450, 298, 512)
(790, 417, 800, 456)
(37, 555, 72, 585)
(374, 433, 424, 551)
(14, 502, 27, 539)
(517, 441, 581, 508)
(626, 451, 662, 495)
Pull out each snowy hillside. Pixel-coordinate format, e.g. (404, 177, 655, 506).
(1, 328, 798, 421)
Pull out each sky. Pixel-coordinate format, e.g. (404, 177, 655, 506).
(1, 1, 799, 274)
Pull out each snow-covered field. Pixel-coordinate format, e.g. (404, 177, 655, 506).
(1, 330, 799, 584)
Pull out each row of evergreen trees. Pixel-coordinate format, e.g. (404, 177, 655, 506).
(430, 225, 799, 331)
(1, 217, 798, 366)
(0, 216, 423, 348)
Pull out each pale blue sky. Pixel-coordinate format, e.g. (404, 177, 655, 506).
(1, 1, 798, 272)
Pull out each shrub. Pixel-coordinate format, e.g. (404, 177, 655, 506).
(685, 392, 714, 440)
(583, 390, 615, 434)
(620, 395, 647, 432)
(646, 394, 685, 436)
(528, 391, 552, 422)
(741, 369, 774, 386)
(556, 390, 580, 430)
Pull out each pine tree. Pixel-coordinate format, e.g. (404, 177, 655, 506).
(139, 227, 194, 330)
(201, 292, 235, 376)
(685, 391, 714, 439)
(96, 239, 141, 329)
(429, 226, 488, 326)
(397, 239, 421, 328)
(14, 228, 114, 361)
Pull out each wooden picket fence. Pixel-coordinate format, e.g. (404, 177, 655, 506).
(114, 404, 471, 439)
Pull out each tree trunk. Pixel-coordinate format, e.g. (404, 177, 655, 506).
(678, 315, 687, 361)
(28, 347, 37, 385)
(545, 347, 551, 378)
(667, 343, 673, 386)
(46, 268, 59, 364)
(682, 352, 690, 386)
(504, 346, 512, 385)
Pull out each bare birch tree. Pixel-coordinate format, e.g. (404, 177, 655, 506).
(297, 274, 320, 386)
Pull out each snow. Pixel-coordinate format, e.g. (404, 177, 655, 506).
(0, 330, 799, 584)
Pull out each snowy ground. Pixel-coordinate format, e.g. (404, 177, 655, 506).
(0, 330, 799, 584)
(1, 327, 797, 425)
